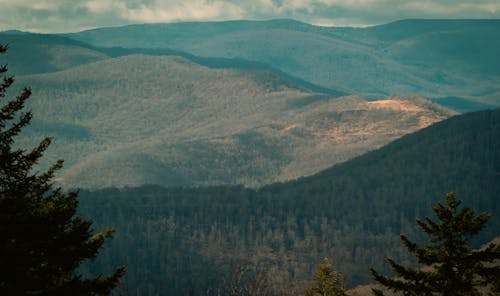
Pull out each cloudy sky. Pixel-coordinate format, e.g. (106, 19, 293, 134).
(0, 0, 499, 33)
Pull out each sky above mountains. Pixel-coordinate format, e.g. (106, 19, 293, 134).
(0, 0, 499, 32)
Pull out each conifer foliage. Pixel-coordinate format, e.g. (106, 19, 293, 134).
(305, 258, 347, 296)
(0, 44, 124, 295)
(370, 192, 500, 296)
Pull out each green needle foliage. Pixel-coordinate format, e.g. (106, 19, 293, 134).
(0, 44, 124, 295)
(370, 192, 500, 296)
(305, 258, 347, 296)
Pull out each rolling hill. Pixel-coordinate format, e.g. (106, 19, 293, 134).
(0, 31, 344, 96)
(67, 19, 500, 109)
(78, 109, 500, 294)
(14, 54, 454, 189)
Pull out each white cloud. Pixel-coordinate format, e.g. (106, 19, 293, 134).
(83, 0, 123, 13)
(119, 1, 245, 23)
(317, 0, 378, 6)
(402, 0, 500, 16)
(456, 2, 500, 14)
(0, 0, 499, 32)
(0, 0, 62, 9)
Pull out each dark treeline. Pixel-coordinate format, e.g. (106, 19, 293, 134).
(78, 109, 500, 295)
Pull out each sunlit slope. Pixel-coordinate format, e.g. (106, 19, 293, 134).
(18, 54, 454, 188)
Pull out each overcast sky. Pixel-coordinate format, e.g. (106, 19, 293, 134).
(0, 0, 499, 33)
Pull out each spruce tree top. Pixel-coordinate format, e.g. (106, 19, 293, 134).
(370, 192, 500, 296)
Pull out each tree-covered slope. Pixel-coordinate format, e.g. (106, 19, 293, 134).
(67, 19, 500, 108)
(0, 31, 345, 96)
(78, 109, 500, 295)
(14, 54, 453, 189)
(262, 108, 500, 230)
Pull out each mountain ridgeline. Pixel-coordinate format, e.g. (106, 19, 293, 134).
(67, 19, 500, 107)
(3, 18, 500, 110)
(78, 109, 500, 295)
(0, 32, 343, 96)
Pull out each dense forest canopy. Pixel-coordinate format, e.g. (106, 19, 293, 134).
(78, 109, 500, 294)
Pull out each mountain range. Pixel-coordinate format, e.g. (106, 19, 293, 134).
(1, 18, 499, 294)
(66, 19, 500, 108)
(0, 17, 497, 225)
(6, 20, 493, 188)
(14, 54, 454, 188)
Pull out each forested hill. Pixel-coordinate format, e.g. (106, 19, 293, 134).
(260, 108, 500, 229)
(0, 32, 343, 95)
(78, 109, 500, 295)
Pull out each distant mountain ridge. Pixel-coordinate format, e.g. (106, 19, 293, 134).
(65, 18, 500, 108)
(3, 19, 499, 111)
(0, 31, 345, 96)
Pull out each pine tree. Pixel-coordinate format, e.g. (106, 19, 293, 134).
(0, 44, 124, 294)
(304, 257, 347, 296)
(370, 192, 500, 296)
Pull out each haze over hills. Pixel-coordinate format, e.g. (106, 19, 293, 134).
(0, 31, 345, 95)
(4, 18, 500, 113)
(12, 53, 454, 189)
(78, 109, 500, 294)
(67, 19, 500, 108)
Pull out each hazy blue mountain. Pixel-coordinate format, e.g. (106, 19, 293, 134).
(0, 31, 344, 96)
(67, 19, 500, 109)
(15, 54, 454, 189)
(359, 18, 500, 76)
(78, 109, 500, 294)
(0, 33, 108, 75)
